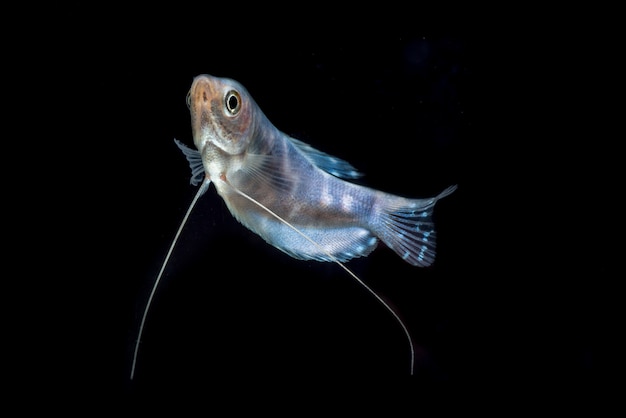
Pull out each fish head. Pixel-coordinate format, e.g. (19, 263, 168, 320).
(187, 74, 256, 156)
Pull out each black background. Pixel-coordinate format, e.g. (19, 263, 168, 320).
(102, 28, 468, 391)
(13, 6, 602, 408)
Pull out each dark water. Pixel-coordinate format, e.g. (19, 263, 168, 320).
(117, 36, 467, 390)
(22, 9, 599, 407)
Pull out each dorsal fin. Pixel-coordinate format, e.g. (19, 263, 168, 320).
(288, 137, 363, 180)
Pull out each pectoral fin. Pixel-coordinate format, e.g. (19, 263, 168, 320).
(239, 152, 298, 194)
(174, 139, 205, 186)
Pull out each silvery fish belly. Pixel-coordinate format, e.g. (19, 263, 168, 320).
(177, 74, 456, 267)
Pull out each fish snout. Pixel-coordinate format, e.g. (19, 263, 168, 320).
(190, 74, 218, 107)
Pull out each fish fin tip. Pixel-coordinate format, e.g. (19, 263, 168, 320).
(437, 184, 458, 199)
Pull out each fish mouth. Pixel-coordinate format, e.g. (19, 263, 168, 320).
(190, 74, 219, 103)
(188, 75, 219, 147)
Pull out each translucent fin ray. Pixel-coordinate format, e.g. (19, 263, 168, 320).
(289, 137, 363, 179)
(378, 185, 457, 267)
(174, 139, 205, 186)
(130, 178, 211, 380)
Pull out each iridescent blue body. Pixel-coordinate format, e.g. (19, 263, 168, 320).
(178, 74, 456, 266)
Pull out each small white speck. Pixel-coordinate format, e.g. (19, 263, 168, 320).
(341, 194, 354, 211)
(321, 191, 333, 206)
(321, 182, 333, 206)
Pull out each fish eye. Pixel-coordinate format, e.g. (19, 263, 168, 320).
(224, 90, 241, 115)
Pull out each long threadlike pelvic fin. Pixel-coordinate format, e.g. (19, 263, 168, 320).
(219, 174, 415, 375)
(130, 177, 211, 380)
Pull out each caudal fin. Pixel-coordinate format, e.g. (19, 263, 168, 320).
(376, 185, 457, 267)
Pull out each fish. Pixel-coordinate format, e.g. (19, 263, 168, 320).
(130, 74, 456, 379)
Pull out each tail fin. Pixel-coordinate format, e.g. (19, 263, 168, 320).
(376, 185, 457, 267)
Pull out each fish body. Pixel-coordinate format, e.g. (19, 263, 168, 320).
(130, 74, 456, 379)
(178, 74, 456, 267)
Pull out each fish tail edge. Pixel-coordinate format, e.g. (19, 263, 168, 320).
(376, 185, 457, 267)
